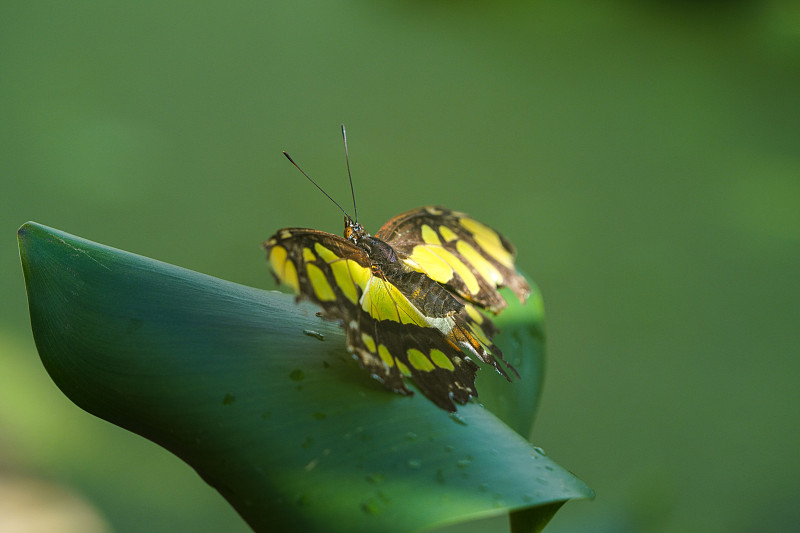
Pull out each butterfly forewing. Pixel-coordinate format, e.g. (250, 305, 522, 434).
(376, 206, 531, 313)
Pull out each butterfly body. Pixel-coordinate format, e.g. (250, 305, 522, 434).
(265, 205, 530, 411)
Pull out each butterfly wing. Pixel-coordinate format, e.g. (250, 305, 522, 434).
(375, 206, 531, 313)
(264, 228, 482, 411)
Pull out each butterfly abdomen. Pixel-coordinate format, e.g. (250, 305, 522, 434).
(389, 269, 463, 319)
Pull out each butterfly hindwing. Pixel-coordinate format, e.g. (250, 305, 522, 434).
(347, 314, 480, 411)
(376, 206, 531, 313)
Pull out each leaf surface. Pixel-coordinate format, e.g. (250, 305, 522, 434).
(18, 221, 592, 532)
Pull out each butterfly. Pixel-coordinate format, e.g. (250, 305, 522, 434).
(264, 128, 530, 411)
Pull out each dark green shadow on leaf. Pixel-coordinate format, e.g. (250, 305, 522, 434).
(18, 221, 593, 533)
(509, 501, 565, 533)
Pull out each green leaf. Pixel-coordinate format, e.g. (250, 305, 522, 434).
(18, 221, 593, 532)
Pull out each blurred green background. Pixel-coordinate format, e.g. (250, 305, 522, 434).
(2, 1, 799, 532)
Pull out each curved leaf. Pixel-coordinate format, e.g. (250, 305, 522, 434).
(18, 221, 592, 532)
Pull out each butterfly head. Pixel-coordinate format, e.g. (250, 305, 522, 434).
(344, 216, 368, 244)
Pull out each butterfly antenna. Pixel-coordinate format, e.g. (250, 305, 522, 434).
(282, 151, 353, 221)
(341, 124, 358, 222)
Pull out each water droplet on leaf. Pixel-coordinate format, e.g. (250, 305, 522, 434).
(457, 456, 473, 468)
(449, 412, 467, 426)
(303, 329, 325, 341)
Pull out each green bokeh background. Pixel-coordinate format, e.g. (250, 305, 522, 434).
(2, 1, 798, 532)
